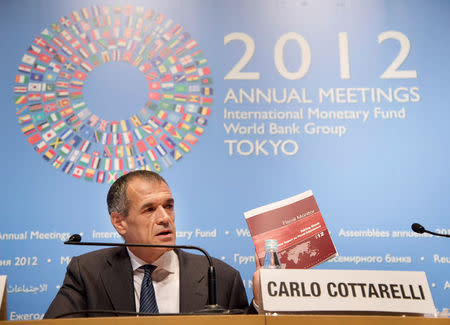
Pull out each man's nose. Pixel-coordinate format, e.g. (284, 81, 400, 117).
(154, 205, 171, 223)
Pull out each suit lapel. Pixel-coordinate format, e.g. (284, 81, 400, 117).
(178, 249, 208, 313)
(100, 247, 136, 312)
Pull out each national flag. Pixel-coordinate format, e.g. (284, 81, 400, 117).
(136, 140, 147, 153)
(84, 168, 95, 181)
(185, 40, 198, 50)
(22, 54, 36, 66)
(79, 153, 91, 166)
(57, 98, 70, 108)
(14, 86, 27, 93)
(88, 42, 98, 54)
(180, 55, 192, 66)
(70, 91, 83, 100)
(69, 135, 82, 149)
(57, 89, 69, 97)
(96, 170, 105, 183)
(60, 129, 73, 140)
(56, 81, 69, 88)
(68, 148, 81, 162)
(169, 64, 182, 74)
(62, 161, 74, 174)
(195, 116, 207, 126)
(148, 82, 160, 90)
(59, 71, 72, 79)
(38, 53, 52, 64)
(114, 158, 124, 170)
(81, 61, 93, 72)
(70, 55, 82, 65)
(123, 131, 133, 144)
(30, 72, 43, 81)
(73, 101, 86, 110)
(107, 171, 118, 184)
(184, 133, 198, 145)
(43, 149, 56, 161)
(177, 122, 191, 132)
(186, 74, 199, 82)
(27, 93, 41, 101)
(72, 165, 85, 178)
(43, 129, 57, 142)
(49, 62, 61, 73)
(139, 62, 152, 73)
(178, 141, 191, 153)
(126, 156, 136, 169)
(102, 158, 112, 170)
(199, 106, 211, 116)
(187, 84, 200, 93)
(33, 62, 47, 74)
(74, 70, 87, 80)
(70, 38, 82, 50)
(49, 137, 64, 149)
(53, 120, 67, 133)
(29, 103, 43, 112)
(88, 114, 100, 127)
(90, 29, 101, 41)
(146, 135, 158, 147)
(78, 47, 90, 59)
(28, 45, 42, 56)
(201, 87, 213, 96)
(60, 30, 73, 41)
(80, 139, 90, 152)
(193, 126, 204, 136)
(188, 95, 200, 103)
(90, 155, 100, 169)
(15, 75, 29, 84)
(196, 58, 208, 66)
(130, 115, 142, 127)
(52, 36, 64, 48)
(27, 132, 41, 145)
(18, 114, 32, 124)
(201, 97, 213, 105)
(34, 141, 48, 154)
(59, 143, 72, 156)
(37, 121, 50, 132)
(52, 155, 65, 169)
(32, 112, 46, 124)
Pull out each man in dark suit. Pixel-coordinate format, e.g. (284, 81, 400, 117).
(44, 170, 249, 318)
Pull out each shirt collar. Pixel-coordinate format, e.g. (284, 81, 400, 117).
(127, 248, 178, 274)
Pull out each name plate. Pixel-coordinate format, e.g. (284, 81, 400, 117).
(0, 275, 6, 320)
(260, 269, 436, 314)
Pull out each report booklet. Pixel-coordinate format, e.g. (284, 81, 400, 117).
(244, 190, 337, 269)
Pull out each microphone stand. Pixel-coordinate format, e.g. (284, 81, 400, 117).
(64, 235, 229, 313)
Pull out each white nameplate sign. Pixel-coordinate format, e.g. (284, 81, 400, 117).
(260, 269, 436, 314)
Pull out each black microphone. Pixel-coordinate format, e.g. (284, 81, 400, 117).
(64, 234, 232, 314)
(411, 223, 450, 238)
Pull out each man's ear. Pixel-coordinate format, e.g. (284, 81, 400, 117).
(110, 212, 127, 236)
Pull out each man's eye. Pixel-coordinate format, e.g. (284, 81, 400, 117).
(146, 207, 155, 212)
(166, 204, 174, 210)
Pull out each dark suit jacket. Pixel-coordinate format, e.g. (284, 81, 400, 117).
(44, 247, 249, 318)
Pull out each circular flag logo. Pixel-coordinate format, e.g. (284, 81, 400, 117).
(13, 5, 213, 183)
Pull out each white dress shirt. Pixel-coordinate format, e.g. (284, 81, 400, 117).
(127, 248, 180, 313)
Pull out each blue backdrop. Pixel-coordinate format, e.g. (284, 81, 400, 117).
(0, 0, 449, 320)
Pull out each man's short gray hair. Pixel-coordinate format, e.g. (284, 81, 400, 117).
(106, 170, 168, 216)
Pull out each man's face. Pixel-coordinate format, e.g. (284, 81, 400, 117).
(120, 177, 176, 248)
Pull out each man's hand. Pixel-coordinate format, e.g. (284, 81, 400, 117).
(252, 252, 262, 309)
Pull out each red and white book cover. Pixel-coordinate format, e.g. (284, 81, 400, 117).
(244, 190, 337, 269)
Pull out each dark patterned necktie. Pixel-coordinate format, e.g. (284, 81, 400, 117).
(139, 264, 159, 314)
